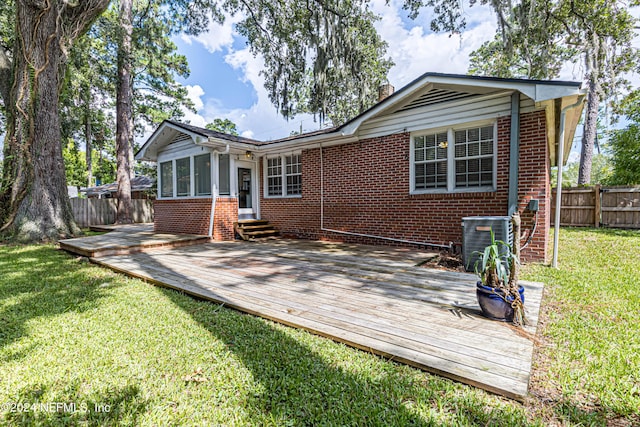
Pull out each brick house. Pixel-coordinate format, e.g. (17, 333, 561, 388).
(136, 73, 585, 262)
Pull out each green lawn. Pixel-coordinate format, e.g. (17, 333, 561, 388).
(0, 228, 638, 426)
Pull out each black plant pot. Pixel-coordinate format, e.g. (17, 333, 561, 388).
(476, 281, 525, 322)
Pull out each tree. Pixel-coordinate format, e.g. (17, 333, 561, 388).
(206, 119, 239, 136)
(605, 125, 640, 185)
(0, 0, 110, 241)
(62, 141, 88, 187)
(229, 0, 393, 126)
(552, 154, 613, 187)
(107, 0, 200, 223)
(116, 0, 134, 223)
(466, 0, 639, 185)
(60, 33, 115, 189)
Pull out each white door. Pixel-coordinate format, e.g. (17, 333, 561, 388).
(235, 161, 257, 218)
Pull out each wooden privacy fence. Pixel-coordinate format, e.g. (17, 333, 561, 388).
(551, 185, 640, 229)
(71, 198, 154, 228)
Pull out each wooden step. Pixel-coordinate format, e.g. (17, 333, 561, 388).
(239, 224, 276, 231)
(237, 219, 269, 226)
(234, 220, 279, 241)
(243, 229, 280, 238)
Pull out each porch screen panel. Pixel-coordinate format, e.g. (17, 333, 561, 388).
(160, 161, 173, 198)
(267, 157, 282, 196)
(176, 157, 191, 197)
(454, 125, 494, 188)
(414, 132, 447, 189)
(219, 154, 230, 195)
(285, 154, 302, 195)
(194, 154, 211, 196)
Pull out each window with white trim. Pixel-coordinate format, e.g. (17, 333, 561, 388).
(285, 154, 302, 195)
(175, 157, 191, 197)
(265, 154, 302, 197)
(411, 122, 496, 193)
(194, 154, 211, 196)
(266, 157, 282, 196)
(414, 132, 448, 190)
(454, 126, 494, 188)
(160, 161, 173, 198)
(218, 154, 230, 196)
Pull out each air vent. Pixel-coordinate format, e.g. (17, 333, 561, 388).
(462, 216, 513, 272)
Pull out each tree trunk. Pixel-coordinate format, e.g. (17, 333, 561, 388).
(578, 77, 600, 185)
(116, 0, 134, 224)
(0, 0, 109, 241)
(85, 93, 93, 188)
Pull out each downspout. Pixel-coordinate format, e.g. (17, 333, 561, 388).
(208, 144, 230, 238)
(508, 92, 520, 217)
(319, 142, 452, 250)
(552, 97, 585, 268)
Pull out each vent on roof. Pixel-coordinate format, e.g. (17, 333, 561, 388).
(395, 89, 476, 113)
(170, 133, 192, 145)
(462, 216, 513, 272)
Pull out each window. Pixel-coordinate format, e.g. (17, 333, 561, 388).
(194, 154, 211, 196)
(412, 122, 496, 193)
(285, 154, 302, 195)
(265, 154, 302, 197)
(219, 154, 230, 195)
(266, 157, 282, 196)
(414, 132, 448, 190)
(454, 126, 494, 188)
(160, 161, 173, 198)
(175, 157, 191, 197)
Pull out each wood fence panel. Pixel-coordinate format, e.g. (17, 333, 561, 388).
(551, 187, 597, 227)
(71, 198, 153, 227)
(601, 187, 640, 229)
(551, 186, 640, 229)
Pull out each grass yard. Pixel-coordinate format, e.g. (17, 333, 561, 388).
(0, 228, 638, 426)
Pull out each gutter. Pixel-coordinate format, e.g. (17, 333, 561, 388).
(508, 92, 520, 217)
(552, 96, 586, 268)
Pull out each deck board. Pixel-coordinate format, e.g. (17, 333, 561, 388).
(91, 239, 543, 401)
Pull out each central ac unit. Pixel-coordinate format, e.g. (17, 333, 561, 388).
(462, 216, 513, 272)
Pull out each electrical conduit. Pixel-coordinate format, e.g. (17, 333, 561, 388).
(319, 144, 452, 250)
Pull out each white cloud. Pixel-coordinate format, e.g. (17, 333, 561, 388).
(371, 0, 498, 86)
(182, 13, 242, 53)
(180, 84, 208, 128)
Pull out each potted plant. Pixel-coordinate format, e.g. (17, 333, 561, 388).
(473, 226, 526, 326)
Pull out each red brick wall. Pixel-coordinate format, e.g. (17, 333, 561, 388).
(260, 110, 550, 262)
(154, 197, 237, 240)
(213, 198, 238, 240)
(154, 199, 212, 235)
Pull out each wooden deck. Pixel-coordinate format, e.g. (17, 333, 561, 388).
(59, 224, 208, 257)
(89, 239, 543, 401)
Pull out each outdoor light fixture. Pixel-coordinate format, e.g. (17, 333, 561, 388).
(245, 151, 253, 159)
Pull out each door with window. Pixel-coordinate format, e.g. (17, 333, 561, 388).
(236, 161, 256, 218)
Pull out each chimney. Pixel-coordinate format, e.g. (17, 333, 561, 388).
(378, 83, 395, 102)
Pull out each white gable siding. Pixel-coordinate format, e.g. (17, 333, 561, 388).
(157, 134, 212, 164)
(358, 92, 536, 139)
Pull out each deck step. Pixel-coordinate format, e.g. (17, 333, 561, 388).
(234, 220, 279, 241)
(237, 219, 270, 226)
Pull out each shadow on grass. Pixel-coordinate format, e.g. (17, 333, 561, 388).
(0, 245, 120, 354)
(162, 288, 532, 426)
(2, 383, 147, 426)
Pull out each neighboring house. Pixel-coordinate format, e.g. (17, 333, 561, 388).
(81, 176, 156, 199)
(136, 73, 585, 262)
